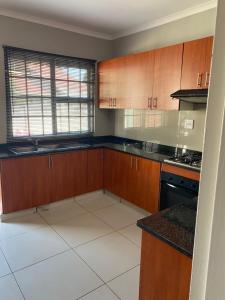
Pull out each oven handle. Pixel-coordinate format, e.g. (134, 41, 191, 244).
(162, 181, 198, 196)
(166, 183, 177, 189)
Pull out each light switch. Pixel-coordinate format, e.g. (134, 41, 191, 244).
(184, 119, 194, 130)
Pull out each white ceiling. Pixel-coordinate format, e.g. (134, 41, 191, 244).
(0, 0, 217, 39)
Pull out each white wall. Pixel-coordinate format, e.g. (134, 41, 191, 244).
(190, 0, 225, 298)
(0, 15, 114, 143)
(113, 9, 217, 151)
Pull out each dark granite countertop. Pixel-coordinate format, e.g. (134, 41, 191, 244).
(0, 136, 201, 169)
(0, 135, 177, 163)
(137, 200, 197, 258)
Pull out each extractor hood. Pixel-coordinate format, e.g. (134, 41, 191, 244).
(170, 89, 208, 104)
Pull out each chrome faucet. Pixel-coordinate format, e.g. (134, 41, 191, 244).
(30, 138, 40, 149)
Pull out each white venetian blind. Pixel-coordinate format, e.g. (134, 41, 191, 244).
(4, 46, 96, 140)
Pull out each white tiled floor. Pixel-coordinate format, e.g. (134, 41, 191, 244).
(0, 191, 145, 300)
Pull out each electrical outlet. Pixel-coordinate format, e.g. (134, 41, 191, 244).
(184, 119, 194, 130)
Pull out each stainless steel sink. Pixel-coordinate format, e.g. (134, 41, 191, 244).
(9, 143, 90, 155)
(9, 146, 47, 155)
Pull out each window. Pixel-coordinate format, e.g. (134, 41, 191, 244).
(124, 109, 141, 128)
(4, 46, 96, 140)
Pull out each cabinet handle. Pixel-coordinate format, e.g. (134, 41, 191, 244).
(148, 97, 153, 109)
(48, 156, 51, 169)
(197, 73, 203, 87)
(130, 157, 133, 169)
(153, 97, 157, 109)
(205, 72, 210, 87)
(136, 158, 138, 171)
(114, 98, 116, 107)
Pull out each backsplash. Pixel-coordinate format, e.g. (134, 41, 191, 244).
(114, 108, 206, 151)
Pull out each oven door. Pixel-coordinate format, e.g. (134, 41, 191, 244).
(160, 173, 199, 210)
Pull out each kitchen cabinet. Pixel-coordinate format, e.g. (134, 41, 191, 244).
(162, 163, 200, 181)
(124, 51, 155, 109)
(51, 150, 88, 202)
(103, 149, 160, 213)
(181, 36, 213, 89)
(152, 44, 183, 110)
(139, 231, 192, 300)
(87, 149, 103, 192)
(98, 57, 125, 109)
(98, 44, 182, 111)
(0, 150, 90, 213)
(103, 149, 130, 199)
(0, 155, 51, 213)
(128, 156, 160, 212)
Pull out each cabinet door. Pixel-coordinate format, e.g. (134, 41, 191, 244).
(203, 36, 214, 88)
(98, 51, 155, 110)
(139, 232, 192, 300)
(128, 156, 160, 213)
(181, 36, 213, 89)
(51, 150, 87, 202)
(87, 149, 103, 192)
(124, 51, 155, 109)
(103, 149, 130, 198)
(0, 155, 51, 213)
(98, 60, 113, 108)
(153, 44, 183, 110)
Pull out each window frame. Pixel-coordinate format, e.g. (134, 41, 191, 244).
(4, 46, 96, 141)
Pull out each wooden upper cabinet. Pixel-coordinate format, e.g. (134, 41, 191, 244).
(98, 60, 113, 108)
(152, 44, 183, 110)
(98, 57, 125, 109)
(0, 155, 51, 213)
(181, 36, 213, 89)
(98, 51, 155, 109)
(124, 51, 155, 109)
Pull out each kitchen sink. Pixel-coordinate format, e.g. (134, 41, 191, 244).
(9, 143, 90, 155)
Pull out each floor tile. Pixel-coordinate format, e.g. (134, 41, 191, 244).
(0, 213, 46, 241)
(52, 213, 113, 248)
(119, 224, 142, 247)
(76, 191, 118, 212)
(0, 274, 24, 300)
(0, 249, 11, 278)
(76, 232, 141, 282)
(0, 226, 69, 271)
(78, 285, 119, 300)
(15, 250, 103, 300)
(108, 266, 140, 300)
(38, 200, 87, 225)
(93, 203, 145, 230)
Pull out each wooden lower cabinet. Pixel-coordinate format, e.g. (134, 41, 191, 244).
(103, 149, 130, 199)
(50, 150, 88, 202)
(87, 149, 103, 192)
(128, 157, 161, 212)
(103, 149, 160, 213)
(139, 231, 192, 300)
(0, 155, 51, 213)
(0, 148, 161, 214)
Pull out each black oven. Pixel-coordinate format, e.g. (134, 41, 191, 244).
(160, 171, 199, 210)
